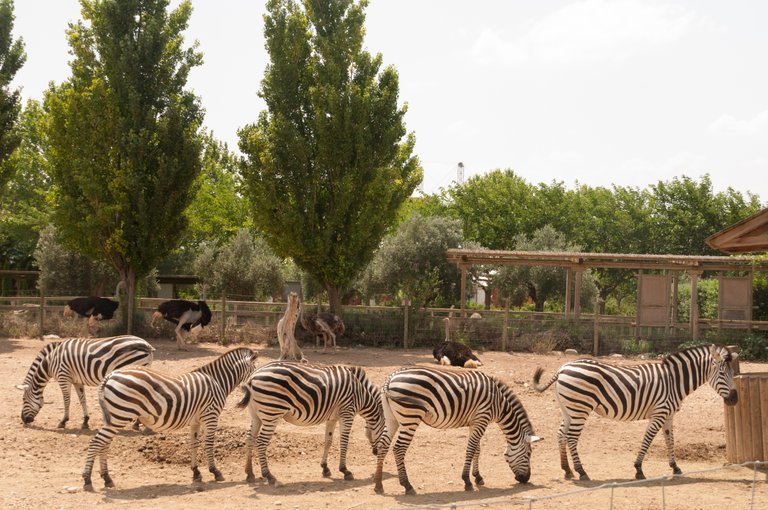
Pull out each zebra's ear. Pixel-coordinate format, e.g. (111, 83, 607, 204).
(709, 344, 722, 362)
(15, 384, 29, 391)
(526, 435, 542, 444)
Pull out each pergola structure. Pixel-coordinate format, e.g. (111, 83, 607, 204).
(706, 207, 768, 254)
(446, 248, 768, 339)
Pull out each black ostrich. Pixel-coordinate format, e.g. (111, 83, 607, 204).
(152, 299, 212, 349)
(432, 341, 483, 369)
(63, 296, 120, 335)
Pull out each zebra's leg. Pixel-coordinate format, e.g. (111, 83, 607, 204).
(245, 412, 263, 483)
(190, 423, 203, 483)
(201, 414, 225, 482)
(392, 422, 420, 495)
(634, 414, 666, 480)
(83, 425, 121, 491)
(557, 418, 574, 479)
(57, 379, 72, 429)
(256, 419, 281, 486)
(374, 397, 400, 494)
(337, 413, 355, 480)
(662, 415, 682, 475)
(74, 384, 90, 429)
(462, 420, 489, 490)
(320, 419, 338, 477)
(564, 413, 590, 480)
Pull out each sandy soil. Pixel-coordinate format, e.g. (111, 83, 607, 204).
(1, 336, 766, 510)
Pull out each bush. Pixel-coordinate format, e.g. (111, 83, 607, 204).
(740, 333, 768, 361)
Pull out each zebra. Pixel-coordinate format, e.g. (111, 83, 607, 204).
(373, 366, 540, 496)
(532, 344, 739, 481)
(236, 361, 384, 486)
(82, 347, 258, 491)
(16, 335, 154, 429)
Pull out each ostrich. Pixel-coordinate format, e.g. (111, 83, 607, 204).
(433, 316, 483, 368)
(276, 292, 306, 362)
(63, 296, 119, 336)
(152, 299, 212, 350)
(299, 303, 345, 352)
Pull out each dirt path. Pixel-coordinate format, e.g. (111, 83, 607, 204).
(1, 337, 765, 509)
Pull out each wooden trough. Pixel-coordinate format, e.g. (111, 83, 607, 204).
(724, 367, 768, 471)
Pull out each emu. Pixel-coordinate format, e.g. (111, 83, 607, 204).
(300, 303, 344, 352)
(152, 299, 212, 349)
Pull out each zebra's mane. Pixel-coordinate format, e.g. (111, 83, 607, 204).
(192, 347, 254, 375)
(23, 341, 61, 386)
(661, 344, 714, 366)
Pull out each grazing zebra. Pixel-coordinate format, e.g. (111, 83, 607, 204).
(16, 335, 154, 429)
(236, 361, 384, 486)
(374, 366, 539, 495)
(532, 344, 739, 481)
(82, 347, 257, 491)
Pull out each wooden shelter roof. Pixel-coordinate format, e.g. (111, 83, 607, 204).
(446, 248, 768, 272)
(705, 207, 768, 254)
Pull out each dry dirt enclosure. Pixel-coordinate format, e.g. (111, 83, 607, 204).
(1, 336, 766, 510)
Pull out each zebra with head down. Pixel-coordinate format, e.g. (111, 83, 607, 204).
(533, 344, 739, 480)
(16, 335, 154, 429)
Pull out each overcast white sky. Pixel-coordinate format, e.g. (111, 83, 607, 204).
(12, 0, 768, 200)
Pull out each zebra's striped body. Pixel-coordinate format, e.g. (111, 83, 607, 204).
(533, 344, 738, 480)
(374, 366, 538, 495)
(16, 335, 154, 428)
(82, 347, 257, 491)
(237, 361, 384, 485)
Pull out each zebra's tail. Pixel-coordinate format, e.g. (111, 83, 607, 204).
(236, 384, 252, 410)
(532, 367, 559, 392)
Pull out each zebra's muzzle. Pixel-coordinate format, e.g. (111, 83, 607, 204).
(724, 389, 738, 406)
(22, 414, 34, 425)
(515, 472, 530, 483)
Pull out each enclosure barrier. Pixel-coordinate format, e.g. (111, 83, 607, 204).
(725, 372, 768, 469)
(389, 461, 767, 510)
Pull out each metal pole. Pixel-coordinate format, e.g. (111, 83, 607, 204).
(220, 292, 227, 343)
(403, 298, 410, 350)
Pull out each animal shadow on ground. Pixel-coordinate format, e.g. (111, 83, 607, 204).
(573, 475, 756, 489)
(245, 475, 376, 496)
(98, 480, 240, 500)
(390, 481, 543, 506)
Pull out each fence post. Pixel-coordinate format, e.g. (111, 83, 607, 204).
(39, 283, 45, 338)
(403, 298, 410, 350)
(220, 292, 227, 343)
(593, 296, 601, 356)
(502, 297, 510, 351)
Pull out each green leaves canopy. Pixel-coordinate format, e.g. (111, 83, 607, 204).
(0, 0, 25, 199)
(239, 0, 422, 312)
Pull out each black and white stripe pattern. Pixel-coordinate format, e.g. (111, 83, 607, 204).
(373, 366, 538, 495)
(533, 344, 739, 480)
(16, 335, 154, 428)
(82, 347, 257, 491)
(236, 361, 384, 485)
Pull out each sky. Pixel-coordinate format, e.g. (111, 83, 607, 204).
(11, 0, 768, 200)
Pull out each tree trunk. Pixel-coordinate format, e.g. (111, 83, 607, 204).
(326, 283, 344, 316)
(120, 267, 137, 335)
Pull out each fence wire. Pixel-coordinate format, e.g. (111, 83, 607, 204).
(389, 461, 767, 510)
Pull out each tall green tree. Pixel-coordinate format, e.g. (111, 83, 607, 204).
(0, 100, 50, 280)
(44, 0, 204, 332)
(0, 0, 25, 200)
(239, 0, 421, 314)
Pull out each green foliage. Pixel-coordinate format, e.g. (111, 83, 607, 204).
(239, 0, 422, 313)
(43, 0, 204, 329)
(0, 100, 50, 274)
(33, 224, 117, 295)
(493, 226, 597, 312)
(0, 0, 25, 200)
(355, 214, 471, 308)
(675, 276, 719, 322)
(740, 333, 768, 361)
(620, 338, 654, 356)
(194, 228, 284, 301)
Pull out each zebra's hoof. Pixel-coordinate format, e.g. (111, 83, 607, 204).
(464, 483, 474, 491)
(404, 487, 417, 496)
(672, 466, 682, 475)
(214, 473, 225, 482)
(343, 472, 354, 481)
(246, 474, 257, 483)
(475, 476, 485, 486)
(635, 472, 646, 480)
(374, 483, 384, 494)
(57, 421, 67, 429)
(83, 483, 94, 492)
(322, 467, 331, 478)
(579, 473, 590, 481)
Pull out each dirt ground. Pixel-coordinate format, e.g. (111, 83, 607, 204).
(1, 336, 766, 510)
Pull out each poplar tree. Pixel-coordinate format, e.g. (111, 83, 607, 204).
(239, 0, 422, 314)
(0, 0, 25, 199)
(44, 0, 203, 332)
